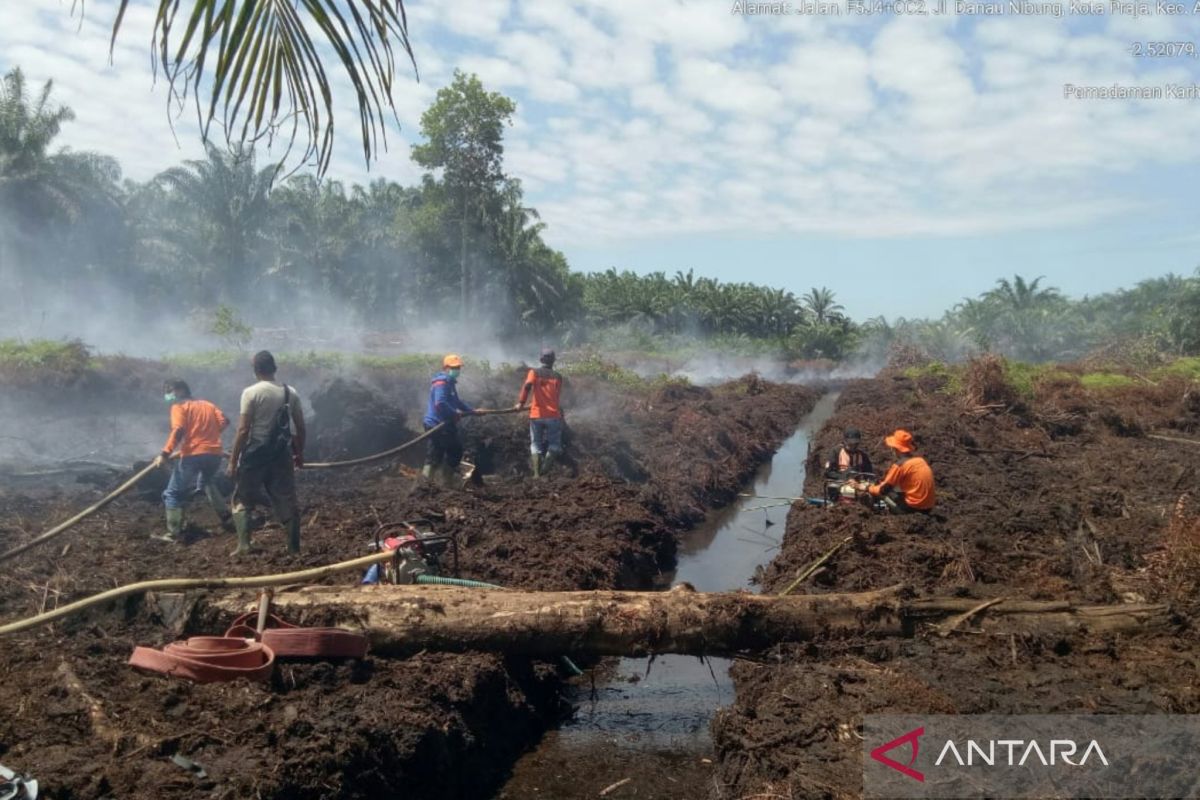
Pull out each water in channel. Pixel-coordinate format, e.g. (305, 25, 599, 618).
(495, 393, 840, 799)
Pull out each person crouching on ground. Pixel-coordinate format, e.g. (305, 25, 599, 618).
(515, 349, 566, 478)
(227, 351, 306, 556)
(422, 354, 476, 487)
(153, 379, 232, 542)
(867, 429, 935, 513)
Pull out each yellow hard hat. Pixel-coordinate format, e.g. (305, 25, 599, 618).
(443, 353, 464, 369)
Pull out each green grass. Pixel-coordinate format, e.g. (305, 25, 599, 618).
(902, 361, 963, 394)
(163, 349, 246, 371)
(162, 350, 481, 377)
(0, 339, 94, 374)
(1004, 362, 1077, 398)
(1152, 356, 1200, 382)
(1079, 372, 1137, 390)
(560, 352, 685, 391)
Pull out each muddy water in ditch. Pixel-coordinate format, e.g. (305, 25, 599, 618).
(495, 393, 840, 800)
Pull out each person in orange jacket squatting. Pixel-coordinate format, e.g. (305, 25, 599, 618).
(515, 349, 566, 478)
(868, 429, 936, 514)
(153, 379, 233, 541)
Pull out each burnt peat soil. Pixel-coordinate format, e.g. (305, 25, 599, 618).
(711, 368, 1200, 799)
(0, 369, 815, 799)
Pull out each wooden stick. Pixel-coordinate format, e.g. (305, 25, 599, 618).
(599, 778, 632, 796)
(0, 550, 398, 636)
(935, 597, 1006, 637)
(1149, 434, 1200, 447)
(778, 536, 853, 597)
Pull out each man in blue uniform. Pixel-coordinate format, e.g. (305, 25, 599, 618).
(422, 354, 476, 487)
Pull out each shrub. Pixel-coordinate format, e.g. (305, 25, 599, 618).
(0, 339, 94, 386)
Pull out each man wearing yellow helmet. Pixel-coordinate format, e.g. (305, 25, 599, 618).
(421, 354, 476, 486)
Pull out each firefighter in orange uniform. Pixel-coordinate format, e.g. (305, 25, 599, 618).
(153, 379, 232, 541)
(868, 429, 936, 513)
(515, 349, 566, 477)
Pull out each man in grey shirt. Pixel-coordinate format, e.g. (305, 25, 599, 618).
(227, 350, 306, 556)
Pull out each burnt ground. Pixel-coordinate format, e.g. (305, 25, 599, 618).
(0, 370, 816, 799)
(711, 366, 1200, 799)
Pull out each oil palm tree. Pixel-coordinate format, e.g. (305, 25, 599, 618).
(802, 286, 844, 324)
(0, 67, 122, 303)
(153, 143, 279, 301)
(105, 1, 418, 175)
(987, 275, 1060, 311)
(0, 68, 121, 227)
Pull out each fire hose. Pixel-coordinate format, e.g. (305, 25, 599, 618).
(128, 636, 277, 683)
(303, 407, 523, 469)
(0, 460, 162, 565)
(304, 422, 445, 469)
(224, 612, 370, 658)
(0, 550, 400, 637)
(0, 409, 525, 563)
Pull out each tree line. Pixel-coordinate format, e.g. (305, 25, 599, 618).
(2, 64, 1198, 364)
(0, 66, 859, 356)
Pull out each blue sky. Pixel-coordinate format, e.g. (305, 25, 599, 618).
(4, 0, 1200, 320)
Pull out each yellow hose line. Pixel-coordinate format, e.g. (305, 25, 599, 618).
(0, 550, 395, 636)
(0, 461, 160, 565)
(305, 423, 444, 469)
(304, 408, 523, 469)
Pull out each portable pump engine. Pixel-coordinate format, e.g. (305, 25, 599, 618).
(362, 521, 459, 585)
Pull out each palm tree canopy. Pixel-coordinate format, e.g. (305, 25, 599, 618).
(106, 1, 417, 176)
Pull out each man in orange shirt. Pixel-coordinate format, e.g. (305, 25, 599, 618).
(868, 429, 936, 513)
(515, 349, 566, 478)
(152, 379, 232, 541)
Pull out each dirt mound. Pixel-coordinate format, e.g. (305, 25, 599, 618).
(306, 378, 417, 461)
(714, 374, 1200, 799)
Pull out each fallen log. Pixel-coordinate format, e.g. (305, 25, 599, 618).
(203, 585, 1172, 657)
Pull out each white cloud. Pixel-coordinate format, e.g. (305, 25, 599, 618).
(4, 0, 1200, 253)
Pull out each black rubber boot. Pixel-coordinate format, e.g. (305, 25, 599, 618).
(286, 517, 301, 554)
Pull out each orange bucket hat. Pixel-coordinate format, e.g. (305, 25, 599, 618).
(885, 429, 916, 453)
(442, 354, 464, 369)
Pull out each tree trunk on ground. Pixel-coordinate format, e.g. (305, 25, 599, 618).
(200, 586, 1171, 658)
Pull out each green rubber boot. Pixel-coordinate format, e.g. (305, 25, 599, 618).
(421, 463, 434, 482)
(155, 508, 184, 542)
(541, 451, 558, 477)
(530, 452, 542, 478)
(439, 463, 458, 489)
(285, 517, 301, 554)
(230, 510, 253, 557)
(204, 484, 234, 532)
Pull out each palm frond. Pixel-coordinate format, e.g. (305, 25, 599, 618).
(100, 0, 417, 176)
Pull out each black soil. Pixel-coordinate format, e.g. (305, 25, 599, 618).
(711, 368, 1200, 799)
(0, 369, 817, 799)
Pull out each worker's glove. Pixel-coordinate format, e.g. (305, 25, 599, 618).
(152, 454, 167, 469)
(293, 452, 304, 469)
(454, 411, 464, 422)
(513, 402, 524, 411)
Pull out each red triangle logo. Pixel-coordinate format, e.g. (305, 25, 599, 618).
(870, 726, 926, 782)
